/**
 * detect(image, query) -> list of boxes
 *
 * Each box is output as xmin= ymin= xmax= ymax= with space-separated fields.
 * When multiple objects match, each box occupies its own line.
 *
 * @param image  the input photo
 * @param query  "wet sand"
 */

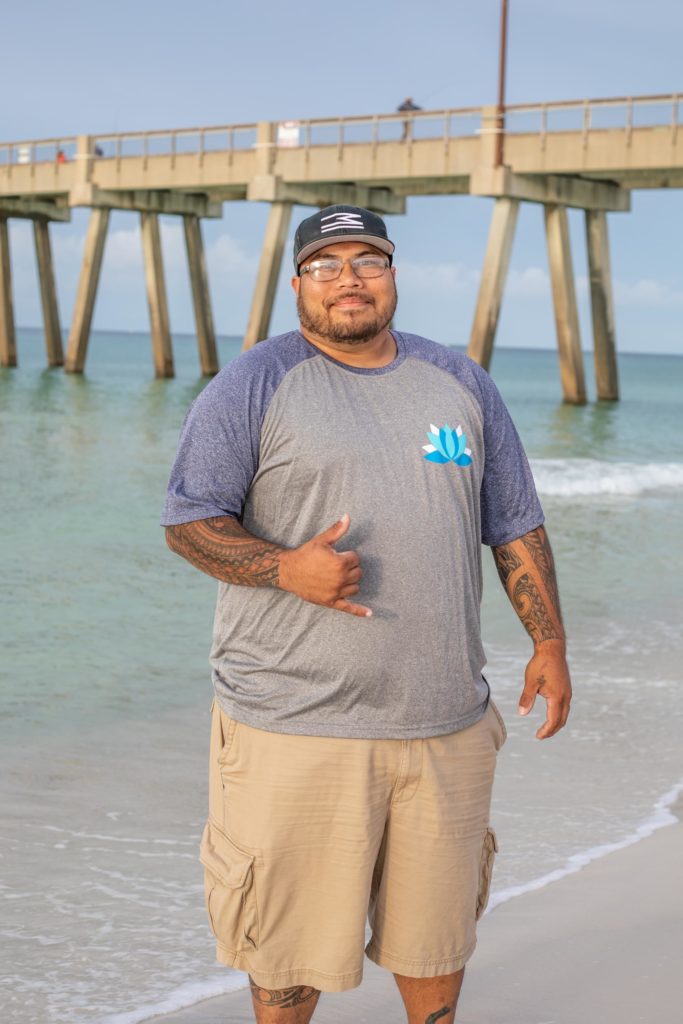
xmin=152 ymin=814 xmax=682 ymax=1023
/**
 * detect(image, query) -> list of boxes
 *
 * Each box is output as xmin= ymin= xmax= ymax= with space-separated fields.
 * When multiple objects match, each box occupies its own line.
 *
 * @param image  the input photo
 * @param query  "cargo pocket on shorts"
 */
xmin=199 ymin=821 xmax=259 ymax=951
xmin=475 ymin=827 xmax=498 ymax=920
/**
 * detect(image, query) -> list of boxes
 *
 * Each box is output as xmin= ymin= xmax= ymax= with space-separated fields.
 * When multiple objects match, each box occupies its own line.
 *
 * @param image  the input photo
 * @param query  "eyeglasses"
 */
xmin=300 ymin=255 xmax=391 ymax=282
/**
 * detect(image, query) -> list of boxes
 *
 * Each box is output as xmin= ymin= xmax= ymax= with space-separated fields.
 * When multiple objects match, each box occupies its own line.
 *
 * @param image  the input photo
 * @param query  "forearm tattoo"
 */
xmin=491 ymin=543 xmax=522 ymax=588
xmin=512 ymin=572 xmax=560 ymax=643
xmin=249 ymin=979 xmax=319 ymax=1008
xmin=166 ymin=516 xmax=281 ymax=587
xmin=492 ymin=526 xmax=563 ymax=643
xmin=520 ymin=527 xmax=562 ymax=618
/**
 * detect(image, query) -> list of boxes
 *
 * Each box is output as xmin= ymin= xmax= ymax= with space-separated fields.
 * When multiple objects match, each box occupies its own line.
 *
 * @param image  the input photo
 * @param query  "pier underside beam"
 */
xmin=33 ymin=219 xmax=63 ymax=367
xmin=470 ymin=166 xmax=631 ymax=212
xmin=0 ymin=218 xmax=17 ymax=368
xmin=0 ymin=199 xmax=70 ymax=222
xmin=183 ymin=214 xmax=218 ymax=376
xmin=585 ymin=210 xmax=619 ymax=401
xmin=247 ymin=175 xmax=406 ymax=215
xmin=467 ymin=198 xmax=519 ymax=370
xmin=243 ymin=201 xmax=293 ymax=351
xmin=140 ymin=212 xmax=174 ymax=379
xmin=65 ymin=207 xmax=110 ymax=373
xmin=70 ymin=184 xmax=222 ymax=219
xmin=544 ymin=204 xmax=587 ymax=405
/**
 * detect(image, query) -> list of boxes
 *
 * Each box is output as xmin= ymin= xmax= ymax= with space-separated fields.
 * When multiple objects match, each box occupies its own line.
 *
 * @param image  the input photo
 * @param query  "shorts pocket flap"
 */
xmin=200 ymin=821 xmax=254 ymax=890
xmin=476 ymin=827 xmax=498 ymax=919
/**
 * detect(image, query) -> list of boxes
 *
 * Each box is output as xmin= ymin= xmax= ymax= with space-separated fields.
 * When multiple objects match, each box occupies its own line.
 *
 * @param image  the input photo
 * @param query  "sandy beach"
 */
xmin=153 ymin=809 xmax=682 ymax=1024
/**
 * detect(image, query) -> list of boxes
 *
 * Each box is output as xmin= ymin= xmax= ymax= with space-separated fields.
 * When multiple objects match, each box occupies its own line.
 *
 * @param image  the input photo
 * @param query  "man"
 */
xmin=397 ymin=96 xmax=422 ymax=140
xmin=162 ymin=204 xmax=572 ymax=1024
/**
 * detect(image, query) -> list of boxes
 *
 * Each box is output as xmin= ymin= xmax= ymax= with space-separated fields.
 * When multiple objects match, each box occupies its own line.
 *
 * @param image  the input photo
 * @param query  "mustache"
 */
xmin=325 ymin=291 xmax=374 ymax=309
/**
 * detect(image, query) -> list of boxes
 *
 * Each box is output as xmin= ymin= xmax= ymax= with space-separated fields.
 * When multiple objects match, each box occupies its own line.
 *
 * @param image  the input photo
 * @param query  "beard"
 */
xmin=297 ymin=282 xmax=398 ymax=345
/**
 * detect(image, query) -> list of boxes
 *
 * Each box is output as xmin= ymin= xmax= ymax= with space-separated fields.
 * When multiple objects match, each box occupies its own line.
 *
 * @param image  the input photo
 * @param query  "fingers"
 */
xmin=337 ymin=550 xmax=361 ymax=570
xmin=332 ymin=598 xmax=373 ymax=618
xmin=341 ymin=564 xmax=362 ymax=584
xmin=517 ymin=679 xmax=538 ymax=717
xmin=536 ymin=695 xmax=572 ymax=739
xmin=315 ymin=513 xmax=350 ymax=546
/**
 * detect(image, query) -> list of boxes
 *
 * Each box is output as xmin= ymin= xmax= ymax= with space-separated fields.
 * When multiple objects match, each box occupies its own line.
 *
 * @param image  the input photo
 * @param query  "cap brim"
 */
xmin=296 ymin=234 xmax=395 ymax=266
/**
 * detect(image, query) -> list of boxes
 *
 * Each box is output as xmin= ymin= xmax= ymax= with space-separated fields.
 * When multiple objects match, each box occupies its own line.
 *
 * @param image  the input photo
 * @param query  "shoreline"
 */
xmin=114 ymin=787 xmax=683 ymax=1024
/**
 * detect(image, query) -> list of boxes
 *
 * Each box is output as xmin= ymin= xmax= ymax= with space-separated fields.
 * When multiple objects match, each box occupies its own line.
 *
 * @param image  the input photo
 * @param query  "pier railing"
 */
xmin=1 ymin=93 xmax=680 ymax=167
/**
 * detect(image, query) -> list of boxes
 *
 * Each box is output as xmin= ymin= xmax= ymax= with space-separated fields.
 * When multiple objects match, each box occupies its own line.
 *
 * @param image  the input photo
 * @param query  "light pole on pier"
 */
xmin=495 ymin=0 xmax=509 ymax=166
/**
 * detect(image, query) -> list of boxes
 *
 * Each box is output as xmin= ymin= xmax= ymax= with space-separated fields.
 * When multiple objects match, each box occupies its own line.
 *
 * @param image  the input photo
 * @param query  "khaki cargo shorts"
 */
xmin=200 ymin=699 xmax=506 ymax=993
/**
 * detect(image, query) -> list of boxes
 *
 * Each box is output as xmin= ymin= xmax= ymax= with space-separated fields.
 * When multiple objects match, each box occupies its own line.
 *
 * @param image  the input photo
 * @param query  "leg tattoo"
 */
xmin=425 ymin=1008 xmax=451 ymax=1023
xmin=249 ymin=978 xmax=318 ymax=1008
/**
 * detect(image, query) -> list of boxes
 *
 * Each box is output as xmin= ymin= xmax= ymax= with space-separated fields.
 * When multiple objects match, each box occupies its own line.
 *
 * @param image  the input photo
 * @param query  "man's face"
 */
xmin=292 ymin=241 xmax=398 ymax=346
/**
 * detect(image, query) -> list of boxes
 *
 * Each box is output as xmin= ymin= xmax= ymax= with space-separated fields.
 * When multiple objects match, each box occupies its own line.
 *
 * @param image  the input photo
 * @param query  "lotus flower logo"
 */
xmin=422 ymin=423 xmax=472 ymax=466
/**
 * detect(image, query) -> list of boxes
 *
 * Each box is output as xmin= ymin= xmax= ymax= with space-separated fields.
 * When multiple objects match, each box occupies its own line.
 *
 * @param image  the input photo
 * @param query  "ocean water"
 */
xmin=1 ymin=329 xmax=682 ymax=1023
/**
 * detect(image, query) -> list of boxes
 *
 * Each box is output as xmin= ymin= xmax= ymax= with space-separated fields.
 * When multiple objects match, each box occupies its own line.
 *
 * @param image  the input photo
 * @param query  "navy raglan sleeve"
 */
xmin=161 ymin=361 xmax=264 ymax=526
xmin=472 ymin=366 xmax=545 ymax=546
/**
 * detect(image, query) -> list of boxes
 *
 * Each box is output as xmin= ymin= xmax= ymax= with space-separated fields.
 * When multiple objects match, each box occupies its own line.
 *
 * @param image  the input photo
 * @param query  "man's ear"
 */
xmin=291 ymin=275 xmax=301 ymax=295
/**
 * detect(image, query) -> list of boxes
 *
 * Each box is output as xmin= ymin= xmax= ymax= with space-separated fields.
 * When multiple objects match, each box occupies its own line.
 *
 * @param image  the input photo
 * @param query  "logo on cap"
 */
xmin=320 ymin=212 xmax=365 ymax=233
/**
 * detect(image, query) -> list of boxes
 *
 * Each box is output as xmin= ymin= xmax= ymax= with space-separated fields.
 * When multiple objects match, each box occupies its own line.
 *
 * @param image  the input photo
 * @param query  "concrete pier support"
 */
xmin=183 ymin=214 xmax=218 ymax=375
xmin=33 ymin=219 xmax=63 ymax=366
xmin=65 ymin=207 xmax=110 ymax=373
xmin=140 ymin=212 xmax=174 ymax=378
xmin=467 ymin=197 xmax=520 ymax=369
xmin=585 ymin=210 xmax=619 ymax=400
xmin=0 ymin=218 xmax=17 ymax=368
xmin=544 ymin=204 xmax=587 ymax=405
xmin=243 ymin=201 xmax=293 ymax=351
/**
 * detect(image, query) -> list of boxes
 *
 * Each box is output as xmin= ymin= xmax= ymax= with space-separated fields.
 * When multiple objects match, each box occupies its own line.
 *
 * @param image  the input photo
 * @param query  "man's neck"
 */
xmin=299 ymin=327 xmax=397 ymax=368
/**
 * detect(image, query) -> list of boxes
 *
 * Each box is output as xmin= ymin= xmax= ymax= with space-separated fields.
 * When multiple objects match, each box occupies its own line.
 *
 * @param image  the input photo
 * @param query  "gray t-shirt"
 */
xmin=162 ymin=330 xmax=543 ymax=739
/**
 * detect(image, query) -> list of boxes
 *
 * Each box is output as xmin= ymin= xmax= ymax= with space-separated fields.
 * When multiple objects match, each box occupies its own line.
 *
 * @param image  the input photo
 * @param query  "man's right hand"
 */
xmin=278 ymin=514 xmax=371 ymax=618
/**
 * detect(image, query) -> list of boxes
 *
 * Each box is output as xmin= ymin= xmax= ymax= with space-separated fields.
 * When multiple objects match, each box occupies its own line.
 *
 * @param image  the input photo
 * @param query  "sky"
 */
xmin=3 ymin=0 xmax=683 ymax=355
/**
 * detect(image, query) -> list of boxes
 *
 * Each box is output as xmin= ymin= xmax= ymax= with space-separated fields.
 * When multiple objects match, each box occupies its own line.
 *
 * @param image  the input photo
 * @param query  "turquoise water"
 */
xmin=1 ymin=329 xmax=682 ymax=1023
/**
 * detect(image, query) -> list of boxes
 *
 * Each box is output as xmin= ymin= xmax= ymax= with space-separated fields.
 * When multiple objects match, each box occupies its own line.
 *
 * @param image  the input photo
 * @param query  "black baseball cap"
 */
xmin=294 ymin=204 xmax=395 ymax=271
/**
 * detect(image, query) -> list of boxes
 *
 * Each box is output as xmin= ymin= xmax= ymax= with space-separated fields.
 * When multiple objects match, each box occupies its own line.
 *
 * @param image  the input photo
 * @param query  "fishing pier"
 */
xmin=2 ymin=94 xmax=683 ymax=402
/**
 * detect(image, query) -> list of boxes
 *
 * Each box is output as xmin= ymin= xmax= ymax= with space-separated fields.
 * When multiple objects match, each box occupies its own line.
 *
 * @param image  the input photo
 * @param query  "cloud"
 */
xmin=207 ymin=233 xmax=258 ymax=279
xmin=397 ymin=260 xmax=480 ymax=294
xmin=398 ymin=255 xmax=683 ymax=311
xmin=507 ymin=266 xmax=550 ymax=298
xmin=613 ymin=277 xmax=683 ymax=309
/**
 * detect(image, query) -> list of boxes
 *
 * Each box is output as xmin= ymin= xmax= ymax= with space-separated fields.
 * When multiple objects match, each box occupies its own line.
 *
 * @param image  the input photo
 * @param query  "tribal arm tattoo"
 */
xmin=165 ymin=516 xmax=283 ymax=587
xmin=492 ymin=525 xmax=565 ymax=646
xmin=248 ymin=978 xmax=320 ymax=1008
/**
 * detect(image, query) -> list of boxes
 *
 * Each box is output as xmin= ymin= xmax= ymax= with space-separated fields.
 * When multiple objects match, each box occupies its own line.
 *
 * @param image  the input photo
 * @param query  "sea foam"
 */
xmin=487 ymin=776 xmax=683 ymax=913
xmin=98 ymin=973 xmax=249 ymax=1024
xmin=530 ymin=458 xmax=683 ymax=497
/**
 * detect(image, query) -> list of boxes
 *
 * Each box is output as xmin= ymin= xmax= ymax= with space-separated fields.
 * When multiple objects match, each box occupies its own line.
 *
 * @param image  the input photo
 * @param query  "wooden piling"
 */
xmin=33 ymin=218 xmax=63 ymax=367
xmin=140 ymin=212 xmax=174 ymax=378
xmin=65 ymin=207 xmax=110 ymax=373
xmin=0 ymin=218 xmax=17 ymax=368
xmin=467 ymin=197 xmax=519 ymax=369
xmin=242 ymin=201 xmax=292 ymax=351
xmin=544 ymin=204 xmax=587 ymax=405
xmin=585 ymin=210 xmax=619 ymax=400
xmin=183 ymin=214 xmax=218 ymax=376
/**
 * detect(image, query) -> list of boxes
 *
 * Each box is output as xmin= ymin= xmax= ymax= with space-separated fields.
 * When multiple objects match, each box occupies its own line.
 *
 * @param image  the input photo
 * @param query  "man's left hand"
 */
xmin=518 ymin=639 xmax=572 ymax=739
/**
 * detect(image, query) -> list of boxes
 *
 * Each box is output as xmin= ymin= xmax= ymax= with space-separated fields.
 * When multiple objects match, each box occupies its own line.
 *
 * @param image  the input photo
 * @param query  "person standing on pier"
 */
xmin=397 ymin=96 xmax=422 ymax=139
xmin=162 ymin=204 xmax=572 ymax=1024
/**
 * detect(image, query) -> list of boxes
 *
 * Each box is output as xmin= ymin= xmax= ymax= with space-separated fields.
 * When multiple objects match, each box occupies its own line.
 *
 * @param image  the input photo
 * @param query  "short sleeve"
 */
xmin=474 ymin=368 xmax=544 ymax=546
xmin=161 ymin=364 xmax=261 ymax=525
xmin=161 ymin=332 xmax=315 ymax=527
